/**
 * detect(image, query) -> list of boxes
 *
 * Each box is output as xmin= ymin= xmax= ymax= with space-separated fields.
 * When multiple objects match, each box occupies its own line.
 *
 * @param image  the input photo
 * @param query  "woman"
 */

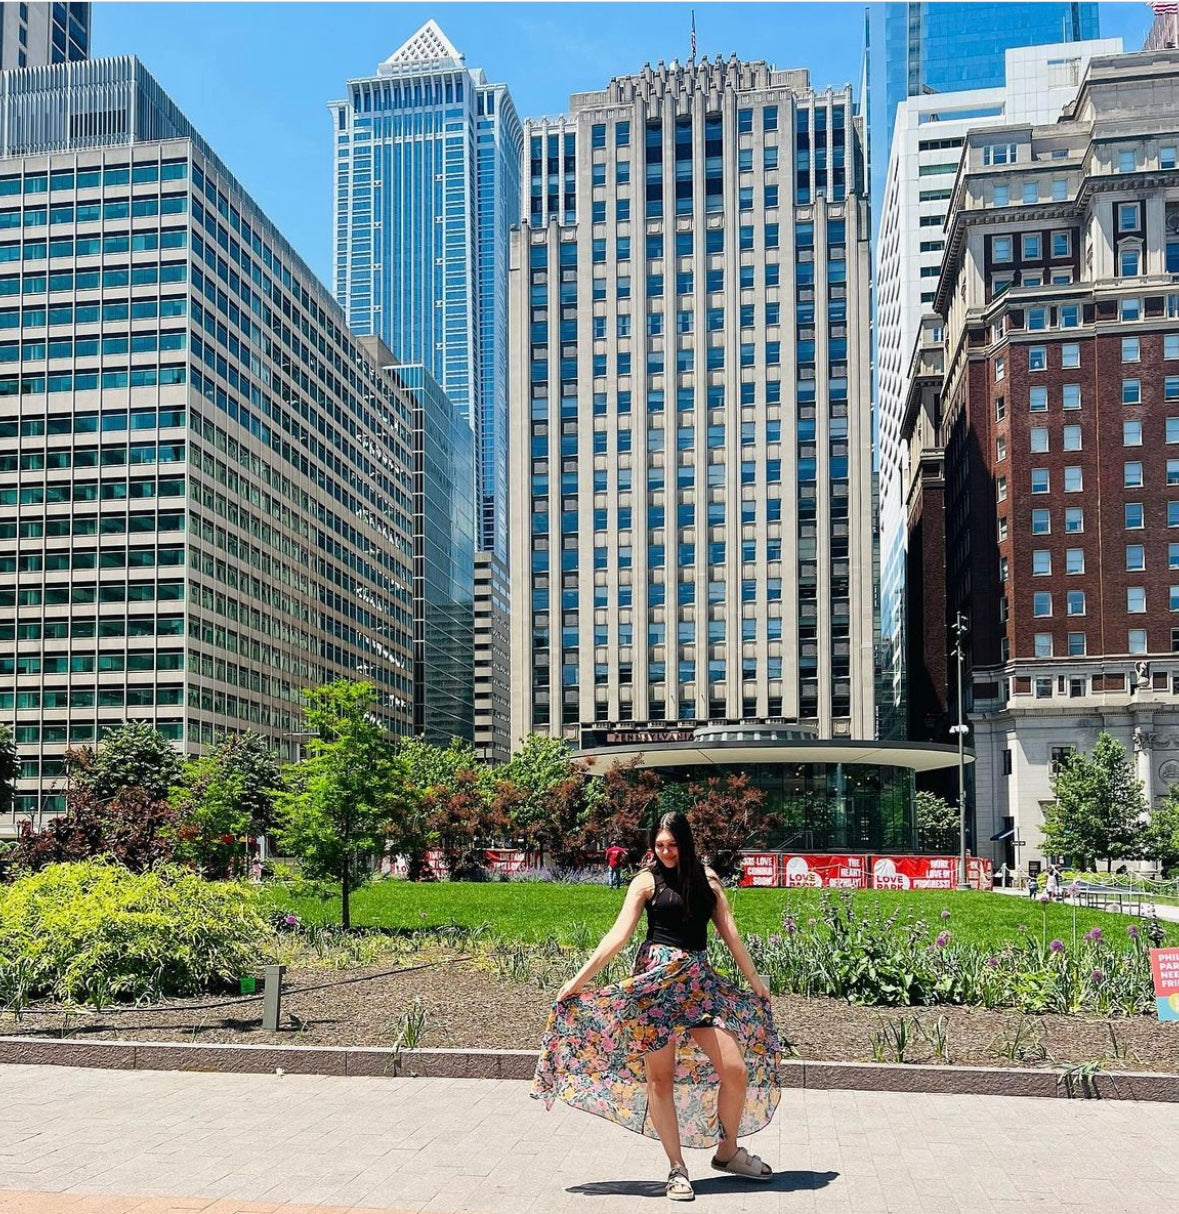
xmin=532 ymin=811 xmax=780 ymax=1202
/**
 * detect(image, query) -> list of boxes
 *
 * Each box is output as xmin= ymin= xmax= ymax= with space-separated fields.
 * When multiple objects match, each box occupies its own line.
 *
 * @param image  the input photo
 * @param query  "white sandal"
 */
xmin=666 ymin=1166 xmax=695 ymax=1201
xmin=711 ymin=1145 xmax=772 ymax=1180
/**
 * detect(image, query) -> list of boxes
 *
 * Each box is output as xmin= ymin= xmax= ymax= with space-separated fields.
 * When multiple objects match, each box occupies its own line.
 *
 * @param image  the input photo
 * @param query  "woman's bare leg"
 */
xmin=644 ymin=1038 xmax=685 ymax=1171
xmin=689 ymin=1025 xmax=748 ymax=1162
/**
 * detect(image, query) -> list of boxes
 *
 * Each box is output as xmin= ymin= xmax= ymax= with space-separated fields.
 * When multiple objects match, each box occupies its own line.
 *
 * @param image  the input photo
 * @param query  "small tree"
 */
xmin=171 ymin=732 xmax=284 ymax=877
xmin=0 ymin=723 xmax=16 ymax=818
xmin=424 ymin=768 xmax=508 ymax=879
xmin=1143 ymin=792 xmax=1179 ymax=874
xmin=274 ymin=681 xmax=410 ymax=928
xmin=1043 ymin=731 xmax=1146 ymax=871
xmin=915 ymin=790 xmax=959 ymax=854
xmin=69 ymin=721 xmax=183 ymax=803
xmin=683 ymin=773 xmax=772 ymax=881
xmin=582 ymin=758 xmax=663 ymax=865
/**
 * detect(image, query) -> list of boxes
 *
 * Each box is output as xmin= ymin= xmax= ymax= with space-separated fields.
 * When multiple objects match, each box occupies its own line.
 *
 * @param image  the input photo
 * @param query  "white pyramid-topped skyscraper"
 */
xmin=329 ymin=23 xmax=521 ymax=763
xmin=379 ymin=19 xmax=464 ymax=69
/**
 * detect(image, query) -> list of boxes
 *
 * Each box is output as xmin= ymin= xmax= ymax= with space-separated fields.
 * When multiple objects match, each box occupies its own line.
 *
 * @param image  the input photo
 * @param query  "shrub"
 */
xmin=0 ymin=859 xmax=267 ymax=1009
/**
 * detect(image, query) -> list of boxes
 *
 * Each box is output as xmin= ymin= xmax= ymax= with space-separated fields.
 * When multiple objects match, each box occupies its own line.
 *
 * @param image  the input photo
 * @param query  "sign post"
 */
xmin=1150 ymin=947 xmax=1179 ymax=1021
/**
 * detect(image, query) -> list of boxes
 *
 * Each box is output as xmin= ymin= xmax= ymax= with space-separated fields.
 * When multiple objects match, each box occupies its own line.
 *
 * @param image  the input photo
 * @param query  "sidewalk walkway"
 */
xmin=990 ymin=884 xmax=1179 ymax=921
xmin=3 ymin=1064 xmax=1179 ymax=1213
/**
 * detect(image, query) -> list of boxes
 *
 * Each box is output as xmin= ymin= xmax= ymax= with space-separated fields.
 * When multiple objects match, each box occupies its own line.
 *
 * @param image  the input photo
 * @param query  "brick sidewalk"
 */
xmin=2 ymin=1064 xmax=1179 ymax=1212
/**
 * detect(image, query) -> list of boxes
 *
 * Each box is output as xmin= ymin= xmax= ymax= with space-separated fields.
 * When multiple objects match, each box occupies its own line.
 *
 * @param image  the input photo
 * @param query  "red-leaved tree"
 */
xmin=684 ymin=773 xmax=772 ymax=881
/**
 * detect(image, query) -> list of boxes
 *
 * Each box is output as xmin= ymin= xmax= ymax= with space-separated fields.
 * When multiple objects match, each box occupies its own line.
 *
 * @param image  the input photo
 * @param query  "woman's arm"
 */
xmin=556 ymin=871 xmax=653 ymax=1000
xmin=707 ymin=869 xmax=770 ymax=999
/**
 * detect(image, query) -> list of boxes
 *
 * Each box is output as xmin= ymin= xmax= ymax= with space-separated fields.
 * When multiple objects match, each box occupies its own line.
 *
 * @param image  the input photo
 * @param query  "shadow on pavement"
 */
xmin=568 ymin=1170 xmax=840 ymax=1197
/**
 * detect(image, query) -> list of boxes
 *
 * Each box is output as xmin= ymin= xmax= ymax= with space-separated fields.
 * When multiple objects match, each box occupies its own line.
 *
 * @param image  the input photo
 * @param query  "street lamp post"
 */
xmin=951 ymin=612 xmax=970 ymax=890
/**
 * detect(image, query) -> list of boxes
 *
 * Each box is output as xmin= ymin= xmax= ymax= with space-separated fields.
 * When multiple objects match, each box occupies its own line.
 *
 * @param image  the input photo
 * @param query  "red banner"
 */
xmin=781 ymin=854 xmax=868 ymax=889
xmin=871 ymin=855 xmax=957 ymax=889
xmin=739 ymin=853 xmax=780 ymax=887
xmin=485 ymin=849 xmax=530 ymax=874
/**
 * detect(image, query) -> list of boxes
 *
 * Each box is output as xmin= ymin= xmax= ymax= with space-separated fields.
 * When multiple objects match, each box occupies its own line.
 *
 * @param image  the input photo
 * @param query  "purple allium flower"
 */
xmin=283 ymin=913 xmax=299 ymax=927
xmin=940 ymin=909 xmax=952 ymax=921
xmin=1037 ymin=891 xmax=1051 ymax=904
xmin=1128 ymin=924 xmax=1140 ymax=941
xmin=934 ymin=930 xmax=950 ymax=949
xmin=784 ymin=916 xmax=797 ymax=935
xmin=1091 ymin=968 xmax=1104 ymax=985
xmin=1083 ymin=927 xmax=1103 ymax=944
xmin=1049 ymin=939 xmax=1065 ymax=953
xmin=985 ymin=955 xmax=999 ymax=969
xmin=769 ymin=934 xmax=783 ymax=947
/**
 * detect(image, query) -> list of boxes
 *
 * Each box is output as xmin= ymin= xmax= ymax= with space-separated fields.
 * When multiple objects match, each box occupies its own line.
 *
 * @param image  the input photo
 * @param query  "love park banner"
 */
xmin=738 ymin=853 xmax=993 ymax=890
xmin=1151 ymin=947 xmax=1179 ymax=1021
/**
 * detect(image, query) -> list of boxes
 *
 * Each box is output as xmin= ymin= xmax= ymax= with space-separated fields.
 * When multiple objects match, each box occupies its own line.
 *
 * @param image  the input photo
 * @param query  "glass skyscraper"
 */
xmin=884 ymin=2 xmax=1099 ymax=142
xmin=329 ymin=20 xmax=521 ymax=567
xmin=0 ymin=2 xmax=90 ymax=70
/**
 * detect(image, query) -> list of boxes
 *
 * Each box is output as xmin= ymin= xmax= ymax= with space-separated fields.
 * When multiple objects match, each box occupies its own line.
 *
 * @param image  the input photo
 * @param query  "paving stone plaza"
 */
xmin=2 ymin=1064 xmax=1178 ymax=1212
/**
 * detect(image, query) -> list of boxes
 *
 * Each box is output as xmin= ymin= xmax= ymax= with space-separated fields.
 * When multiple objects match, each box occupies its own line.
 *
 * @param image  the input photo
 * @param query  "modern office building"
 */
xmin=882 ymin=2 xmax=1099 ymax=149
xmin=875 ymin=39 xmax=1121 ymax=742
xmin=330 ymin=22 xmax=521 ymax=763
xmin=371 ymin=350 xmax=475 ymax=748
xmin=928 ymin=47 xmax=1179 ymax=867
xmin=0 ymin=56 xmax=416 ymax=835
xmin=0 ymin=2 xmax=89 ymax=70
xmin=510 ymin=55 xmax=877 ymax=748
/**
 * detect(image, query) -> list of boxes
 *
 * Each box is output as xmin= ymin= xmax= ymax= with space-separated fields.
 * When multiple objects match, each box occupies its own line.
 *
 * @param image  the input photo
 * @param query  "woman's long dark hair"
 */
xmin=648 ymin=811 xmax=715 ymax=919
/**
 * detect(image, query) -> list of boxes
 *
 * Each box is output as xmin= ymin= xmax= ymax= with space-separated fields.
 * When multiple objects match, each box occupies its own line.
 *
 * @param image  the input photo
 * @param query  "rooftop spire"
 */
xmin=380 ymin=20 xmax=464 ymax=70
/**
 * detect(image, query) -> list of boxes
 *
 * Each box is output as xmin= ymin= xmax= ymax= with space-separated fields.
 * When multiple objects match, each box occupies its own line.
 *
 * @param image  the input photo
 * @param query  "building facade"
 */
xmin=931 ymin=47 xmax=1179 ymax=867
xmin=875 ymin=39 xmax=1121 ymax=742
xmin=0 ymin=57 xmax=415 ymax=835
xmin=510 ymin=56 xmax=874 ymax=751
xmin=0 ymin=2 xmax=88 ymax=71
xmin=329 ymin=20 xmax=521 ymax=763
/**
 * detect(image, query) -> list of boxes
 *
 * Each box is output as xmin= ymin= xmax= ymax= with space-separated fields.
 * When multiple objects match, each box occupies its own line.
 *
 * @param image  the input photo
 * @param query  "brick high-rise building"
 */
xmin=929 ymin=47 xmax=1179 ymax=867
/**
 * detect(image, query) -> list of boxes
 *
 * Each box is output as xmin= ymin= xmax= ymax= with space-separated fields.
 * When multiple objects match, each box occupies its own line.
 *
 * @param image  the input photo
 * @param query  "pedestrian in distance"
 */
xmin=532 ymin=810 xmax=780 ymax=1202
xmin=605 ymin=839 xmax=627 ymax=889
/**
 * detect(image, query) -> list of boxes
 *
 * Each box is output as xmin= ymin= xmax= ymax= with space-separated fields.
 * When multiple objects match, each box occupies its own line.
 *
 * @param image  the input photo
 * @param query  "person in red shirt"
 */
xmin=605 ymin=841 xmax=626 ymax=888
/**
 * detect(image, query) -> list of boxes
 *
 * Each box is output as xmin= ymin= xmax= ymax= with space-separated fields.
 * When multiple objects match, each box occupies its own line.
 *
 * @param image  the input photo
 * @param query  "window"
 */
xmin=992 ymin=235 xmax=1013 ymax=262
xmin=1120 ymin=243 xmax=1141 ymax=277
xmin=1032 ymin=550 xmax=1051 ymax=576
xmin=1168 ymin=333 xmax=1179 ymax=360
xmin=994 ymin=184 xmax=1010 ymax=206
xmin=1163 ymin=146 xmax=1177 ymax=169
xmin=1022 ymin=233 xmax=1041 ymax=259
xmin=1124 ymin=419 xmax=1142 ymax=446
xmin=1124 ymin=461 xmax=1144 ymax=488
xmin=1062 ymin=344 xmax=1080 ymax=369
xmin=1031 ymin=509 xmax=1050 ymax=535
xmin=996 ymin=475 xmax=1007 ymax=502
xmin=1123 ymin=379 xmax=1141 ymax=405
xmin=1053 ymin=178 xmax=1068 ymax=201
xmin=1030 ymin=427 xmax=1049 ymax=453
xmin=1033 ymin=592 xmax=1052 ymax=617
xmin=1065 ymin=507 xmax=1084 ymax=533
xmin=984 ymin=143 xmax=1017 ymax=166
xmin=1121 ymin=297 xmax=1142 ymax=322
xmin=1118 ymin=150 xmax=1137 ymax=174
xmin=1128 ymin=628 xmax=1148 ymax=654
xmin=999 ymin=517 xmax=1009 ymax=541
xmin=994 ymin=355 xmax=1005 ymax=382
xmin=1118 ymin=202 xmax=1140 ymax=231
xmin=1128 ymin=587 xmax=1147 ymax=613
xmin=995 ymin=396 xmax=1007 ymax=422
xmin=1064 ymin=466 xmax=1083 ymax=492
xmin=1126 ymin=544 xmax=1145 ymax=571
xmin=1066 ymin=548 xmax=1085 ymax=575
xmin=996 ymin=435 xmax=1007 ymax=462
xmin=1028 ymin=345 xmax=1046 ymax=372
xmin=1034 ymin=633 xmax=1054 ymax=658
xmin=1066 ymin=590 xmax=1086 ymax=616
xmin=1051 ymin=231 xmax=1071 ymax=258
xmin=1169 ymin=459 xmax=1179 ymax=485
xmin=1036 ymin=677 xmax=1053 ymax=699
xmin=1068 ymin=632 xmax=1087 ymax=656
xmin=1170 ymin=418 xmax=1179 ymax=444
xmin=1059 ymin=424 xmax=1080 ymax=451
xmin=1029 ymin=386 xmax=1048 ymax=412
xmin=1027 ymin=307 xmax=1047 ymax=330
xmin=1123 ymin=337 xmax=1140 ymax=362
xmin=1126 ymin=503 xmax=1145 ymax=529
xmin=1031 ymin=468 xmax=1049 ymax=493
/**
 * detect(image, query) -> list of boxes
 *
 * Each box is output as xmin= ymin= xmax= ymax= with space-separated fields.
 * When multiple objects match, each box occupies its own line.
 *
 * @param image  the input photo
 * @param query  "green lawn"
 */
xmin=264 ymin=880 xmax=1179 ymax=951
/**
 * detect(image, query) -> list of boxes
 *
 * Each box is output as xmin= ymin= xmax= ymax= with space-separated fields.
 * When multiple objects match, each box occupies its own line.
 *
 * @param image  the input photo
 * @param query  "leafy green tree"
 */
xmin=68 ymin=721 xmax=183 ymax=803
xmin=0 ymin=723 xmax=16 ymax=817
xmin=1044 ymin=732 xmax=1146 ymax=871
xmin=171 ymin=733 xmax=284 ymax=877
xmin=274 ymin=681 xmax=412 ymax=928
xmin=915 ymin=790 xmax=959 ymax=854
xmin=1142 ymin=792 xmax=1179 ymax=874
xmin=501 ymin=734 xmax=578 ymax=840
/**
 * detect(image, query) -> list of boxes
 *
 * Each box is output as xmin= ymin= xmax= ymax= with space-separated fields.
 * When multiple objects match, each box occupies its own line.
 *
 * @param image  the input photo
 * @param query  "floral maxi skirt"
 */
xmin=531 ymin=941 xmax=782 ymax=1148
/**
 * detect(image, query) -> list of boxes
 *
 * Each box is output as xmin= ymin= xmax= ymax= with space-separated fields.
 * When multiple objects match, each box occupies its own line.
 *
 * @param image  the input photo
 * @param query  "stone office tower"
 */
xmin=510 ymin=57 xmax=874 ymax=748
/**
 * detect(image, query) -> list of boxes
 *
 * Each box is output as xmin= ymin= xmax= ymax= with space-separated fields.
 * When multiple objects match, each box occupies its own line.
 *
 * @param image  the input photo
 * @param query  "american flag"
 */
xmin=690 ymin=10 xmax=696 ymax=60
xmin=1152 ymin=2 xmax=1179 ymax=14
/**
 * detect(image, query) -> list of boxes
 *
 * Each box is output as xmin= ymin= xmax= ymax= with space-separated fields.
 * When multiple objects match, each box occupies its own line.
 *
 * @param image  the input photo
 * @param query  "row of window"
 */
xmin=1022 ymin=543 xmax=1179 ymax=576
xmin=0 ymin=295 xmax=187 ymax=328
xmin=1030 ymin=587 xmax=1159 ymax=617
xmin=0 ymin=195 xmax=187 ymax=227
xmin=0 ymin=615 xmax=183 ymax=642
xmin=0 ymin=228 xmax=187 ymax=263
xmin=1024 ymin=502 xmax=1179 ymax=534
xmin=0 ymin=261 xmax=187 ymax=299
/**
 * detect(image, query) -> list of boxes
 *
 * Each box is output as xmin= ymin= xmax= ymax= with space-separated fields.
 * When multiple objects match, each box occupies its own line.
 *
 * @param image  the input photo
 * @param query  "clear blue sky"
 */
xmin=92 ymin=2 xmax=1156 ymax=288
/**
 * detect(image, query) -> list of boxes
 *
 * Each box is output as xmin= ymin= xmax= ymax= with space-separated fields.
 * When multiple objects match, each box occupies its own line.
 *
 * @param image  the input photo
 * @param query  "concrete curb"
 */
xmin=2 ymin=1035 xmax=1178 ymax=1100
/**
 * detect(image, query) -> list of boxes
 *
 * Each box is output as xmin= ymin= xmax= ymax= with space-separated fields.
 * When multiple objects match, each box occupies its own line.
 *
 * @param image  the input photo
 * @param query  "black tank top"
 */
xmin=644 ymin=865 xmax=715 ymax=952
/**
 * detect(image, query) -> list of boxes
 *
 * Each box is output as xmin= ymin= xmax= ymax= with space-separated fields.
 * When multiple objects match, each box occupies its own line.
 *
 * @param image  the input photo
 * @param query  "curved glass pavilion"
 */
xmin=577 ymin=724 xmax=971 ymax=853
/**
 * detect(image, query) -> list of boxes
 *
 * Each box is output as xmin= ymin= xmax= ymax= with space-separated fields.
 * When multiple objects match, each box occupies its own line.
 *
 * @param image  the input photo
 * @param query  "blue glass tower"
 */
xmin=329 ymin=20 xmax=521 ymax=568
xmin=884 ymin=3 xmax=1099 ymax=143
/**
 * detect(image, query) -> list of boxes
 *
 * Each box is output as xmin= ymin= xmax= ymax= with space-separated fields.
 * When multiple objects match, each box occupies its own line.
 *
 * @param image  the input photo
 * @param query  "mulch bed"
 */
xmin=3 ymin=955 xmax=1178 ymax=1073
